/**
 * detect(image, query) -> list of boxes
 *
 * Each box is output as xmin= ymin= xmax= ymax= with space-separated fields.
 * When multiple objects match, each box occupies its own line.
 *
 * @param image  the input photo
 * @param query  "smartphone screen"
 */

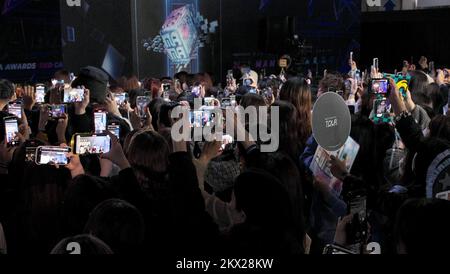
xmin=75 ymin=134 xmax=111 ymax=154
xmin=373 ymin=58 xmax=379 ymax=71
xmin=64 ymin=88 xmax=84 ymax=103
xmin=48 ymin=105 xmax=66 ymax=119
xmin=371 ymin=79 xmax=389 ymax=95
xmin=107 ymin=124 xmax=120 ymax=139
xmin=374 ymin=98 xmax=390 ymax=118
xmin=36 ymin=146 xmax=71 ymax=165
xmin=162 ymin=84 xmax=171 ymax=92
xmin=36 ymin=84 xmax=46 ymax=104
xmin=4 ymin=117 xmax=19 ymax=147
xmin=94 ymin=110 xmax=107 ymax=133
xmin=25 ymin=147 xmax=37 ymax=163
xmin=136 ymin=96 xmax=151 ymax=118
xmin=114 ymin=93 xmax=128 ymax=105
xmin=8 ymin=102 xmax=22 ymax=119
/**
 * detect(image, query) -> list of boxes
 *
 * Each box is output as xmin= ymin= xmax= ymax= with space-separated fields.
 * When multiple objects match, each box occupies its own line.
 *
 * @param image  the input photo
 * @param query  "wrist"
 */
xmin=70 ymin=165 xmax=85 ymax=178
xmin=75 ymin=108 xmax=86 ymax=115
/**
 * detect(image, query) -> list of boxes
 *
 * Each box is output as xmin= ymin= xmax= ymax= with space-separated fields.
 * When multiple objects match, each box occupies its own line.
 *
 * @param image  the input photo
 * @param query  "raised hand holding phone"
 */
xmin=74 ymin=87 xmax=90 ymax=115
xmin=100 ymin=131 xmax=130 ymax=170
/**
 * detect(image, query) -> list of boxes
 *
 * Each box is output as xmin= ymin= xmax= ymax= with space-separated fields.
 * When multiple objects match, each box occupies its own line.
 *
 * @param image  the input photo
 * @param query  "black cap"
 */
xmin=72 ymin=66 xmax=109 ymax=104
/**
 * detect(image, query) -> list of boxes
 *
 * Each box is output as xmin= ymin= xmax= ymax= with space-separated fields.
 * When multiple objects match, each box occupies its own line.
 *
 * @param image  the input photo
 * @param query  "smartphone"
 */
xmin=221 ymin=98 xmax=231 ymax=107
xmin=107 ymin=123 xmax=120 ymax=139
xmin=346 ymin=190 xmax=368 ymax=249
xmin=227 ymin=70 xmax=233 ymax=79
xmin=204 ymin=97 xmax=215 ymax=107
xmin=73 ymin=133 xmax=111 ymax=155
xmin=191 ymin=86 xmax=201 ymax=97
xmin=350 ymin=51 xmax=353 ymax=63
xmin=4 ymin=116 xmax=19 ymax=147
xmin=25 ymin=147 xmax=37 ymax=163
xmin=63 ymin=88 xmax=84 ymax=103
xmin=35 ymin=84 xmax=46 ymax=104
xmin=344 ymin=79 xmax=352 ymax=92
xmin=48 ymin=105 xmax=66 ymax=119
xmin=429 ymin=61 xmax=435 ymax=72
xmin=371 ymin=79 xmax=389 ymax=95
xmin=8 ymin=102 xmax=22 ymax=119
xmin=94 ymin=109 xmax=107 ymax=133
xmin=114 ymin=93 xmax=128 ymax=105
xmin=374 ymin=98 xmax=391 ymax=119
xmin=35 ymin=146 xmax=71 ymax=166
xmin=373 ymin=58 xmax=379 ymax=71
xmin=221 ymin=134 xmax=233 ymax=150
xmin=136 ymin=96 xmax=151 ymax=118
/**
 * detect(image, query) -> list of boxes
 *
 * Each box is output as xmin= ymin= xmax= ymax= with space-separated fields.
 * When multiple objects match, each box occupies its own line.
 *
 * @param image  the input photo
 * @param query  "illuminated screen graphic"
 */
xmin=142 ymin=4 xmax=218 ymax=72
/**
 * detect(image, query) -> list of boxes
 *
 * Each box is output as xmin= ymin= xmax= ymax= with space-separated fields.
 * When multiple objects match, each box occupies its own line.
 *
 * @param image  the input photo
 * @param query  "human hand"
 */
xmin=22 ymin=85 xmax=36 ymax=111
xmin=105 ymin=93 xmax=121 ymax=117
xmin=199 ymin=140 xmax=222 ymax=163
xmin=101 ymin=131 xmax=130 ymax=170
xmin=56 ymin=113 xmax=69 ymax=144
xmin=64 ymin=150 xmax=85 ymax=178
xmin=329 ymin=155 xmax=348 ymax=181
xmin=38 ymin=104 xmax=49 ymax=132
xmin=334 ymin=214 xmax=354 ymax=246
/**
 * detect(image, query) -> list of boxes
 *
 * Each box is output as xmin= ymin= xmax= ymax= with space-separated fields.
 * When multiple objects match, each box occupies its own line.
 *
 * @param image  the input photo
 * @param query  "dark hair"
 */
xmin=239 ymin=93 xmax=266 ymax=108
xmin=158 ymin=102 xmax=180 ymax=129
xmin=394 ymin=198 xmax=450 ymax=254
xmin=279 ymin=77 xmax=312 ymax=146
xmin=427 ymin=83 xmax=446 ymax=115
xmin=429 ymin=115 xmax=450 ymax=140
xmin=127 ymin=130 xmax=170 ymax=177
xmin=148 ymin=97 xmax=165 ymax=131
xmin=270 ymin=100 xmax=302 ymax=160
xmin=233 ymin=169 xmax=304 ymax=254
xmin=409 ymin=71 xmax=430 ymax=106
xmin=319 ymin=72 xmax=344 ymax=93
xmin=84 ymin=199 xmax=145 ymax=254
xmin=62 ymin=175 xmax=117 ymax=236
xmin=128 ymin=89 xmax=145 ymax=109
xmin=0 ymin=79 xmax=14 ymax=100
xmin=50 ymin=234 xmax=114 ymax=255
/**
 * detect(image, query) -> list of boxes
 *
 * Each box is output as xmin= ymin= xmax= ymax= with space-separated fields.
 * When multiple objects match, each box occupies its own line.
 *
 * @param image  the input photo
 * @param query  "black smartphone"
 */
xmin=35 ymin=146 xmax=71 ymax=166
xmin=73 ymin=133 xmax=111 ymax=155
xmin=48 ymin=104 xmax=66 ymax=119
xmin=94 ymin=109 xmax=107 ymax=133
xmin=63 ymin=87 xmax=84 ymax=103
xmin=345 ymin=189 xmax=368 ymax=250
xmin=3 ymin=116 xmax=19 ymax=147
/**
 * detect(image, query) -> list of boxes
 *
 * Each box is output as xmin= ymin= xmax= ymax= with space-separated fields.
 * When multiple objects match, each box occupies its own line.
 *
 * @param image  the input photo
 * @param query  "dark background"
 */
xmin=361 ymin=8 xmax=450 ymax=73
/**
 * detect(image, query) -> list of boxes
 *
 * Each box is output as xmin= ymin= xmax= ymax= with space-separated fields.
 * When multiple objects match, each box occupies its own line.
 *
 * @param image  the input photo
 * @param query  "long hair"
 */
xmin=270 ymin=100 xmax=302 ymax=160
xmin=279 ymin=77 xmax=312 ymax=146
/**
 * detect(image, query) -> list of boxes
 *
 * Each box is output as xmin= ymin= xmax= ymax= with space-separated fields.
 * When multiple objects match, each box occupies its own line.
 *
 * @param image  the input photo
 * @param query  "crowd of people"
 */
xmin=0 ymin=58 xmax=449 ymax=255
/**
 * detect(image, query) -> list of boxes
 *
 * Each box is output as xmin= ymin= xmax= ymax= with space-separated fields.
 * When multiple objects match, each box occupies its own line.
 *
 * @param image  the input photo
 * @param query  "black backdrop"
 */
xmin=361 ymin=8 xmax=450 ymax=72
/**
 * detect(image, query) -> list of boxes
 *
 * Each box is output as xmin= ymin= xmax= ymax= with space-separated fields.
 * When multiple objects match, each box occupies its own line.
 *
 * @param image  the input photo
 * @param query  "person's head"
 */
xmin=158 ymin=102 xmax=180 ymax=130
xmin=270 ymin=100 xmax=302 ymax=160
xmin=54 ymin=69 xmax=71 ymax=84
xmin=427 ymin=82 xmax=446 ymax=115
xmin=50 ymin=234 xmax=114 ymax=255
xmin=428 ymin=115 xmax=450 ymax=140
xmin=127 ymin=130 xmax=170 ymax=183
xmin=279 ymin=77 xmax=312 ymax=145
xmin=71 ymin=66 xmax=109 ymax=104
xmin=318 ymin=72 xmax=344 ymax=97
xmin=395 ymin=198 xmax=450 ymax=254
xmin=122 ymin=75 xmax=140 ymax=92
xmin=233 ymin=168 xmax=304 ymax=254
xmin=148 ymin=97 xmax=165 ymax=131
xmin=84 ymin=199 xmax=145 ymax=254
xmin=409 ymin=70 xmax=432 ymax=106
xmin=0 ymin=79 xmax=15 ymax=103
xmin=239 ymin=93 xmax=266 ymax=109
xmin=62 ymin=175 xmax=117 ymax=235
